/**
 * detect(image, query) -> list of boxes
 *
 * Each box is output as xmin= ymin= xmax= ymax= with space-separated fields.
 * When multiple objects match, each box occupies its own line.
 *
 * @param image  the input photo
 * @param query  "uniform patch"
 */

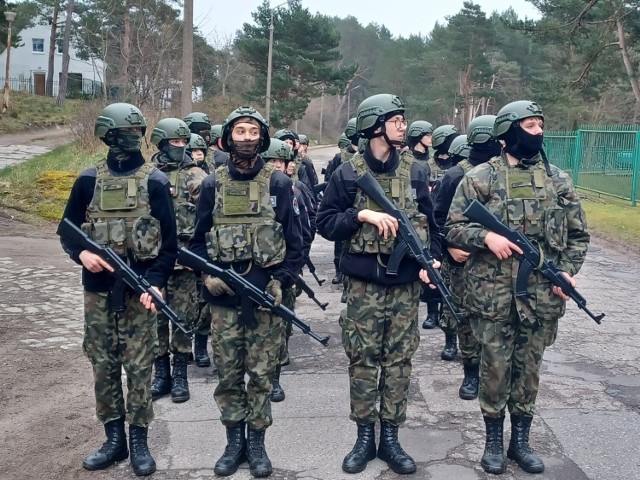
xmin=270 ymin=195 xmax=277 ymax=207
xmin=292 ymin=197 xmax=300 ymax=215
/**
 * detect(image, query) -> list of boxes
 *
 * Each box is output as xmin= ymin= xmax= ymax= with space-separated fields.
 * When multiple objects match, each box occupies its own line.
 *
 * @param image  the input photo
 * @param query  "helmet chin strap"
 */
xmin=370 ymin=123 xmax=402 ymax=149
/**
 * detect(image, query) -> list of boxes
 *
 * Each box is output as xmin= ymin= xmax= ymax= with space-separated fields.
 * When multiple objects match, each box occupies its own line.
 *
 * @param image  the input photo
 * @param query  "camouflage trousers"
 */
xmin=157 ymin=269 xmax=199 ymax=356
xmin=195 ymin=281 xmax=220 ymax=364
xmin=340 ymin=277 xmax=421 ymax=426
xmin=83 ymin=290 xmax=157 ymax=427
xmin=211 ymin=304 xmax=284 ymax=430
xmin=279 ymin=288 xmax=296 ymax=366
xmin=469 ymin=300 xmax=558 ymax=417
xmin=440 ymin=259 xmax=480 ymax=363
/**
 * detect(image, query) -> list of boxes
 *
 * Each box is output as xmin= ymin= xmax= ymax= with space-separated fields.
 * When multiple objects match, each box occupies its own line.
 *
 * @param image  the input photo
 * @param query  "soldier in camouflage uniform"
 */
xmin=59 ymin=103 xmax=177 ymax=477
xmin=324 ymin=118 xmax=359 ymax=285
xmin=262 ymin=138 xmax=315 ymax=403
xmin=435 ymin=120 xmax=499 ymax=402
xmin=317 ymin=94 xmax=441 ymax=475
xmin=189 ymin=106 xmax=303 ymax=478
xmin=444 ymin=101 xmax=590 ymax=475
xmin=149 ymin=118 xmax=207 ymax=403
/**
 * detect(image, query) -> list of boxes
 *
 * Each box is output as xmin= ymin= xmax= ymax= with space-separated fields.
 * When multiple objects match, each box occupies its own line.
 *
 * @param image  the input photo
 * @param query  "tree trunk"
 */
xmin=122 ymin=1 xmax=131 ymax=101
xmin=615 ymin=17 xmax=640 ymax=122
xmin=57 ymin=0 xmax=74 ymax=107
xmin=181 ymin=0 xmax=193 ymax=116
xmin=46 ymin=4 xmax=59 ymax=97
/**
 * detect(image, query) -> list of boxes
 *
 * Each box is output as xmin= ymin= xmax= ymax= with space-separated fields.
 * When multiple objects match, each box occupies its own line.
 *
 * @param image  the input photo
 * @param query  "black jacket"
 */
xmin=317 ymin=146 xmax=441 ymax=286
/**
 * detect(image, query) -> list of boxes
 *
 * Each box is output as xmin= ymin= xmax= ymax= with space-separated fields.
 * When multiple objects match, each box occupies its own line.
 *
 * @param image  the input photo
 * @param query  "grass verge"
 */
xmin=0 ymin=90 xmax=83 ymax=134
xmin=580 ymin=191 xmax=640 ymax=251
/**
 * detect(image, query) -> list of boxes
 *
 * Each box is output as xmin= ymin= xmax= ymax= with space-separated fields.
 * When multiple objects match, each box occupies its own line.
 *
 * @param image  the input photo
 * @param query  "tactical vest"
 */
xmin=348 ymin=152 xmax=430 ymax=256
xmin=166 ymin=167 xmax=197 ymax=248
xmin=83 ymin=160 xmax=161 ymax=261
xmin=428 ymin=157 xmax=449 ymax=182
xmin=206 ymin=163 xmax=286 ymax=268
xmin=485 ymin=156 xmax=567 ymax=254
xmin=340 ymin=148 xmax=355 ymax=165
xmin=457 ymin=159 xmax=473 ymax=175
xmin=290 ymin=154 xmax=304 ymax=182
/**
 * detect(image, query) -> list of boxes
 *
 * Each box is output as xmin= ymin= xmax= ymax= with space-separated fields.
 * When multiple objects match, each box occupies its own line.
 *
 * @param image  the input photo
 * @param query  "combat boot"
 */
xmin=481 ymin=416 xmax=506 ymax=474
xmin=214 ymin=422 xmax=247 ymax=476
xmin=421 ymin=311 xmax=439 ymax=329
xmin=193 ymin=333 xmax=211 ymax=367
xmin=377 ymin=421 xmax=416 ymax=474
xmin=150 ymin=354 xmax=171 ymax=400
xmin=440 ymin=334 xmax=458 ymax=361
xmin=507 ymin=414 xmax=545 ymax=473
xmin=458 ymin=362 xmax=479 ymax=400
xmin=270 ymin=365 xmax=285 ymax=403
xmin=342 ymin=422 xmax=376 ymax=473
xmin=129 ymin=425 xmax=156 ymax=477
xmin=247 ymin=427 xmax=272 ymax=477
xmin=332 ymin=272 xmax=344 ymax=285
xmin=82 ymin=417 xmax=128 ymax=470
xmin=171 ymin=352 xmax=190 ymax=403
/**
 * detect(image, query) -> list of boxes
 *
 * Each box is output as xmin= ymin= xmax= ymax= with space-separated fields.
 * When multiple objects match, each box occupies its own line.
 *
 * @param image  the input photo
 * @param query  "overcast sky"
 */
xmin=192 ymin=0 xmax=541 ymax=43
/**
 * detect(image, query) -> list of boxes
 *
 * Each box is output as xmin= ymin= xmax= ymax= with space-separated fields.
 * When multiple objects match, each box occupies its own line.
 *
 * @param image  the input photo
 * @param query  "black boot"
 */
xmin=422 ymin=311 xmax=439 ymax=329
xmin=214 ymin=422 xmax=247 ymax=476
xmin=171 ymin=352 xmax=190 ymax=403
xmin=481 ymin=416 xmax=506 ymax=474
xmin=440 ymin=334 xmax=458 ymax=361
xmin=342 ymin=423 xmax=376 ymax=473
xmin=247 ymin=427 xmax=272 ymax=478
xmin=332 ymin=272 xmax=344 ymax=285
xmin=270 ymin=365 xmax=285 ymax=403
xmin=507 ymin=414 xmax=545 ymax=473
xmin=194 ymin=333 xmax=211 ymax=367
xmin=377 ymin=421 xmax=416 ymax=474
xmin=129 ymin=425 xmax=156 ymax=477
xmin=82 ymin=418 xmax=128 ymax=470
xmin=459 ymin=362 xmax=479 ymax=400
xmin=151 ymin=354 xmax=171 ymax=401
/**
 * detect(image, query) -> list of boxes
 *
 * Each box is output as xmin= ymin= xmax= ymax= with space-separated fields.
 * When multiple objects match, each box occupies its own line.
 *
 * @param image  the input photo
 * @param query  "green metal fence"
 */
xmin=545 ymin=125 xmax=640 ymax=206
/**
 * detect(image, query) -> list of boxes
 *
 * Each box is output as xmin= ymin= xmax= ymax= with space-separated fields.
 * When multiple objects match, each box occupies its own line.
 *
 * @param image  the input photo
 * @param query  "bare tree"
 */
xmin=46 ymin=3 xmax=59 ymax=97
xmin=57 ymin=0 xmax=74 ymax=106
xmin=181 ymin=0 xmax=193 ymax=116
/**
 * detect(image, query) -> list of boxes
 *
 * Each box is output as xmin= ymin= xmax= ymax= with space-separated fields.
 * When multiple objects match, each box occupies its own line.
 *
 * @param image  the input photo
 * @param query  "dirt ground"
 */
xmin=0 ymin=125 xmax=73 ymax=149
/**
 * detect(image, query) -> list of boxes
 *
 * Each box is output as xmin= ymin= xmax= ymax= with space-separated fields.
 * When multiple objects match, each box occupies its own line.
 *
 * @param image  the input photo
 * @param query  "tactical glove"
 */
xmin=204 ymin=275 xmax=235 ymax=297
xmin=266 ymin=277 xmax=283 ymax=307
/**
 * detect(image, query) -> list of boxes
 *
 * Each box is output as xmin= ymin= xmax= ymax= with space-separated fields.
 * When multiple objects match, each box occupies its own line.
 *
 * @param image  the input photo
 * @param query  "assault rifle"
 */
xmin=463 ymin=199 xmax=604 ymax=324
xmin=354 ymin=172 xmax=463 ymax=324
xmin=177 ymin=248 xmax=330 ymax=346
xmin=304 ymin=257 xmax=326 ymax=286
xmin=57 ymin=219 xmax=193 ymax=338
xmin=296 ymin=275 xmax=329 ymax=310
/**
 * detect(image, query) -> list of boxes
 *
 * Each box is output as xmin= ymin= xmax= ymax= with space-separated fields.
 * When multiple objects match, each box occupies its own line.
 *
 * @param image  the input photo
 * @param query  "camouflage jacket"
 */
xmin=445 ymin=153 xmax=590 ymax=321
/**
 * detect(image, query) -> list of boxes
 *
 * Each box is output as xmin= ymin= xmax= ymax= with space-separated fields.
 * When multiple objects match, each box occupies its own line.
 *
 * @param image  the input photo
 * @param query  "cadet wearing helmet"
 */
xmin=444 ymin=101 xmax=590 ymax=475
xmin=317 ymin=93 xmax=441 ymax=475
xmin=209 ymin=124 xmax=230 ymax=168
xmin=187 ymin=133 xmax=209 ymax=171
xmin=261 ymin=138 xmax=315 ymax=403
xmin=433 ymin=117 xmax=500 ymax=401
xmin=58 ymin=103 xmax=178 ymax=477
xmin=274 ymin=128 xmax=316 ymax=193
xmin=406 ymin=120 xmax=434 ymax=164
xmin=184 ymin=111 xmax=212 ymax=146
xmin=189 ymin=106 xmax=303 ymax=478
xmin=149 ymin=118 xmax=207 ymax=404
xmin=296 ymin=133 xmax=319 ymax=191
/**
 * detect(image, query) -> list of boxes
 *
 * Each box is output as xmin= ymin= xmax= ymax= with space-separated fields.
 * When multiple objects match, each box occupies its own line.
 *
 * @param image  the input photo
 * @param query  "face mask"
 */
xmin=233 ymin=139 xmax=260 ymax=160
xmin=474 ymin=138 xmax=502 ymax=158
xmin=115 ymin=130 xmax=142 ymax=152
xmin=166 ymin=144 xmax=186 ymax=163
xmin=504 ymin=125 xmax=543 ymax=161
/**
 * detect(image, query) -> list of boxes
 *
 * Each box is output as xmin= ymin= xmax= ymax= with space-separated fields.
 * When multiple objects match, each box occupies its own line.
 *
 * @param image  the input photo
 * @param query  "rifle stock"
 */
xmin=296 ymin=275 xmax=329 ymax=310
xmin=354 ymin=172 xmax=463 ymax=324
xmin=57 ymin=218 xmax=193 ymax=338
xmin=463 ymin=199 xmax=604 ymax=324
xmin=177 ymin=248 xmax=330 ymax=346
xmin=304 ymin=257 xmax=326 ymax=286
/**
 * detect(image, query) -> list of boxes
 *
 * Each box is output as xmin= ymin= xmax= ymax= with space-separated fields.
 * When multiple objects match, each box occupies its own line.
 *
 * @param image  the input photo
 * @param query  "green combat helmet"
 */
xmin=187 ymin=133 xmax=208 ymax=154
xmin=210 ymin=124 xmax=223 ymax=144
xmin=221 ymin=106 xmax=270 ymax=153
xmin=274 ymin=128 xmax=299 ymax=143
xmin=298 ymin=134 xmax=309 ymax=145
xmin=355 ymin=93 xmax=405 ymax=139
xmin=467 ymin=115 xmax=497 ymax=145
xmin=262 ymin=138 xmax=292 ymax=161
xmin=406 ymin=120 xmax=434 ymax=148
xmin=432 ymin=124 xmax=460 ymax=149
xmin=344 ymin=117 xmax=358 ymax=145
xmin=493 ymin=100 xmax=544 ymax=139
xmin=183 ymin=112 xmax=211 ymax=131
xmin=94 ymin=102 xmax=147 ymax=139
xmin=338 ymin=133 xmax=351 ymax=150
xmin=150 ymin=118 xmax=192 ymax=146
xmin=448 ymin=134 xmax=470 ymax=159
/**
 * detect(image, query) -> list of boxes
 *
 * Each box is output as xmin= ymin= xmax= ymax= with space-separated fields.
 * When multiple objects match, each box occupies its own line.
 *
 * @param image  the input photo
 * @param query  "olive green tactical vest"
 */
xmin=428 ymin=157 xmax=449 ymax=182
xmin=167 ymin=168 xmax=197 ymax=248
xmin=348 ymin=151 xmax=430 ymax=256
xmin=206 ymin=162 xmax=286 ymax=268
xmin=84 ymin=160 xmax=161 ymax=261
xmin=457 ymin=159 xmax=473 ymax=175
xmin=340 ymin=147 xmax=355 ymax=165
xmin=290 ymin=153 xmax=304 ymax=182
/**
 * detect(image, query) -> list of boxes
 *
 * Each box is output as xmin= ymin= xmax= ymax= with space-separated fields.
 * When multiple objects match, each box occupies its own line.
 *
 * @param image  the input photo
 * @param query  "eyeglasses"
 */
xmin=386 ymin=118 xmax=407 ymax=129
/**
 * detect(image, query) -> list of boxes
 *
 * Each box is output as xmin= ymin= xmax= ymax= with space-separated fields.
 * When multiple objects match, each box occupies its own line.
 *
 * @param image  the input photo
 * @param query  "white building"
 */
xmin=0 ymin=16 xmax=105 ymax=97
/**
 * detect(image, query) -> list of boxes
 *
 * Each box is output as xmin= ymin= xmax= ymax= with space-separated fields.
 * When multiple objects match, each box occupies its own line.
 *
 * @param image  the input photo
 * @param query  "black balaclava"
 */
xmin=468 ymin=139 xmax=502 ymax=166
xmin=502 ymin=122 xmax=543 ymax=165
